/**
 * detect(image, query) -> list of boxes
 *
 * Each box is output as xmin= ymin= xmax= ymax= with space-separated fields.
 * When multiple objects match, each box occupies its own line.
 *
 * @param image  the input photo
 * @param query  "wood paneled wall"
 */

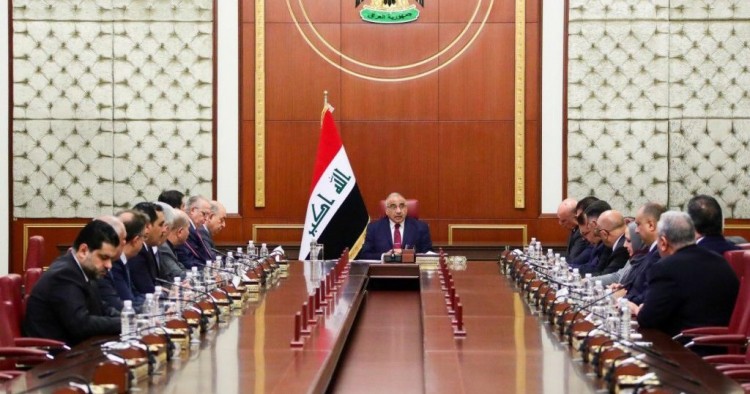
xmin=233 ymin=0 xmax=552 ymax=255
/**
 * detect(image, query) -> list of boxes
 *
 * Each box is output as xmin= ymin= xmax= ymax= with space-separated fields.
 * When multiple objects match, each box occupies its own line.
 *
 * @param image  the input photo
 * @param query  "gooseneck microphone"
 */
xmin=154 ymin=277 xmax=222 ymax=323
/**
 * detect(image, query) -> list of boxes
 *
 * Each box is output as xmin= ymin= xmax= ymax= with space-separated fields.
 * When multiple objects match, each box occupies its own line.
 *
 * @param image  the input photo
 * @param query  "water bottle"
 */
xmin=142 ymin=293 xmax=155 ymax=328
xmin=170 ymin=277 xmax=182 ymax=313
xmin=260 ymin=243 xmax=269 ymax=258
xmin=247 ymin=240 xmax=256 ymax=257
xmin=619 ymin=298 xmax=631 ymax=340
xmin=606 ymin=296 xmax=620 ymax=335
xmin=120 ymin=300 xmax=136 ymax=341
xmin=591 ymin=280 xmax=605 ymax=324
xmin=153 ymin=286 xmax=163 ymax=323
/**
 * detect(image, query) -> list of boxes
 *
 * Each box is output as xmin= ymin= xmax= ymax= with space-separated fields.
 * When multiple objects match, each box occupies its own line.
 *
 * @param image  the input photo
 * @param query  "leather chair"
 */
xmin=25 ymin=236 xmax=44 ymax=270
xmin=0 ymin=301 xmax=52 ymax=374
xmin=0 ymin=274 xmax=23 ymax=332
xmin=725 ymin=249 xmax=749 ymax=279
xmin=379 ymin=199 xmax=419 ymax=219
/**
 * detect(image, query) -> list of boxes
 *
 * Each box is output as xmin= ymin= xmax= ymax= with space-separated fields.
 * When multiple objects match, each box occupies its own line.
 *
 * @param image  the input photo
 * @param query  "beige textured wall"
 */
xmin=567 ymin=0 xmax=750 ymax=218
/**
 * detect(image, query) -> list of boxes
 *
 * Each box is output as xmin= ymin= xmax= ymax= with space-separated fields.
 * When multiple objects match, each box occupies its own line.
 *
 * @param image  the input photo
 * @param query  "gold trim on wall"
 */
xmin=448 ymin=224 xmax=528 ymax=246
xmin=22 ymin=223 xmax=86 ymax=271
xmin=255 ymin=0 xmax=266 ymax=207
xmin=726 ymin=224 xmax=750 ymax=231
xmin=514 ymin=0 xmax=526 ymax=209
xmin=251 ymin=224 xmax=304 ymax=243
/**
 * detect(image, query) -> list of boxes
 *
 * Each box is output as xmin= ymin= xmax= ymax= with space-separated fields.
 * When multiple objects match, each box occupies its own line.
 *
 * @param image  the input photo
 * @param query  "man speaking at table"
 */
xmin=357 ymin=192 xmax=433 ymax=260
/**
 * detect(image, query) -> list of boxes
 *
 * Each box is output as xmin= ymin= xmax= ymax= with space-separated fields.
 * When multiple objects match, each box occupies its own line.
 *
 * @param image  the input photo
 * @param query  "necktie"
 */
xmin=394 ymin=223 xmax=402 ymax=249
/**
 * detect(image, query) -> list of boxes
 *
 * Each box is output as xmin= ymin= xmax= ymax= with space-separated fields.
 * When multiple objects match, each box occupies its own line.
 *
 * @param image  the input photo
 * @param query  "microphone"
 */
xmin=211 ymin=248 xmax=227 ymax=258
xmin=18 ymin=374 xmax=93 ymax=394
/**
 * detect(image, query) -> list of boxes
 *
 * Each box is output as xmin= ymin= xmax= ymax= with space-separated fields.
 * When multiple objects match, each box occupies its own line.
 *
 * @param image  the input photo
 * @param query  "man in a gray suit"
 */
xmin=156 ymin=204 xmax=190 ymax=281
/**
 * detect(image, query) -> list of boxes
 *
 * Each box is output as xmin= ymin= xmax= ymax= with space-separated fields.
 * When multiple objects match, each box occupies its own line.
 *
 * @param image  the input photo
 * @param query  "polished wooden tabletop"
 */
xmin=2 ymin=260 xmax=743 ymax=393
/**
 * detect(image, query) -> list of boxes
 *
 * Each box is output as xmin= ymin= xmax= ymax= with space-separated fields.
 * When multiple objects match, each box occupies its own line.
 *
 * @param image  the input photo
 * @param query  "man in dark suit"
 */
xmin=128 ymin=202 xmax=167 ymax=297
xmin=97 ymin=211 xmax=147 ymax=311
xmin=358 ymin=192 xmax=433 ymax=260
xmin=573 ymin=200 xmax=611 ymax=273
xmin=619 ymin=202 xmax=666 ymax=304
xmin=200 ymin=200 xmax=226 ymax=255
xmin=558 ymin=197 xmax=595 ymax=261
xmin=177 ymin=195 xmax=215 ymax=268
xmin=687 ymin=194 xmax=740 ymax=256
xmin=634 ymin=212 xmax=739 ymax=337
xmin=590 ymin=210 xmax=630 ymax=275
xmin=24 ymin=220 xmax=122 ymax=345
xmin=158 ymin=209 xmax=190 ymax=281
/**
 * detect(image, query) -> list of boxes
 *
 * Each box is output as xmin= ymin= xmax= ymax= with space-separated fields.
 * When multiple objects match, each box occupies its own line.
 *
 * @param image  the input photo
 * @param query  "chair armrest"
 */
xmin=14 ymin=337 xmax=70 ymax=354
xmin=674 ymin=326 xmax=729 ymax=339
xmin=14 ymin=337 xmax=68 ymax=348
xmin=703 ymin=354 xmax=746 ymax=365
xmin=0 ymin=346 xmax=49 ymax=358
xmin=723 ymin=368 xmax=750 ymax=381
xmin=717 ymin=364 xmax=750 ymax=372
xmin=687 ymin=334 xmax=747 ymax=347
xmin=0 ymin=370 xmax=23 ymax=381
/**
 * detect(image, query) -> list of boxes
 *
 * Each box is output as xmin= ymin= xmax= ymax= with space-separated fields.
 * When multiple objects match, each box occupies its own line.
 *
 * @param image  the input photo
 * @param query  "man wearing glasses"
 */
xmin=176 ymin=195 xmax=215 ymax=269
xmin=590 ymin=209 xmax=629 ymax=275
xmin=357 ymin=192 xmax=433 ymax=260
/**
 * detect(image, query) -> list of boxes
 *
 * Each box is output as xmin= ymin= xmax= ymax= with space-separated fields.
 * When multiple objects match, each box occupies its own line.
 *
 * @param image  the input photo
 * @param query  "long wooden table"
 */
xmin=2 ymin=260 xmax=742 ymax=393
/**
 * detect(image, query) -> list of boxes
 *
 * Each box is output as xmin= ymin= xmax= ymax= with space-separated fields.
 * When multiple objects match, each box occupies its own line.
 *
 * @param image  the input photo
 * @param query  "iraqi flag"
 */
xmin=299 ymin=106 xmax=368 ymax=261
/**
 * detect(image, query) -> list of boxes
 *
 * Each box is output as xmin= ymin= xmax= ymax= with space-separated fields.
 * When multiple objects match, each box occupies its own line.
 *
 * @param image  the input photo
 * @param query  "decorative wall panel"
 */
xmin=12 ymin=0 xmax=213 ymax=218
xmin=568 ymin=0 xmax=750 ymax=218
xmin=669 ymin=119 xmax=750 ymax=216
xmin=568 ymin=120 xmax=668 ymax=214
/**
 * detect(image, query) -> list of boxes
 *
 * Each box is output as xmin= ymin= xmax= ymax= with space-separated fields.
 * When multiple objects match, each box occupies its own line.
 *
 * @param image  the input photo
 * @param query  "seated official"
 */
xmin=24 ymin=220 xmax=121 ymax=345
xmin=633 ymin=212 xmax=739 ymax=338
xmin=357 ymin=192 xmax=433 ymax=260
xmin=688 ymin=194 xmax=741 ymax=255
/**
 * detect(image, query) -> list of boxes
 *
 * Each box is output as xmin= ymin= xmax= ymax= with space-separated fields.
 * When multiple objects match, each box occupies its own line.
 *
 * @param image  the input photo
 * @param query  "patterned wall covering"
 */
xmin=12 ymin=0 xmax=213 ymax=218
xmin=568 ymin=0 xmax=750 ymax=218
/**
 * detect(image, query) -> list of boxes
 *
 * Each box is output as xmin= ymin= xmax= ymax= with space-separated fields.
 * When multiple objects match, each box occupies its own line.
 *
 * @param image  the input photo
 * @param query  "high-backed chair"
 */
xmin=379 ymin=199 xmax=419 ymax=219
xmin=0 ymin=301 xmax=52 ymax=372
xmin=24 ymin=235 xmax=45 ymax=270
xmin=0 ymin=274 xmax=23 ymax=330
xmin=725 ymin=250 xmax=749 ymax=279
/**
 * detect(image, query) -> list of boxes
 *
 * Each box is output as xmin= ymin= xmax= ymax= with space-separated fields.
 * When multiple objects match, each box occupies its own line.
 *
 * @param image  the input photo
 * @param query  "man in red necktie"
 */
xmin=357 ymin=192 xmax=433 ymax=260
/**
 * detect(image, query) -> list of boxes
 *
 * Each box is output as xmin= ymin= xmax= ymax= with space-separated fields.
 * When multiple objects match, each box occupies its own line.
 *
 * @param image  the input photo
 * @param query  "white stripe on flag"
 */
xmin=299 ymin=148 xmax=357 ymax=260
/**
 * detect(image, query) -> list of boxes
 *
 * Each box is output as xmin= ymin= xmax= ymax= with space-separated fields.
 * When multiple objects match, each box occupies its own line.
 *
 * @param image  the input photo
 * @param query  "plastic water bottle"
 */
xmin=171 ymin=277 xmax=182 ymax=313
xmin=247 ymin=240 xmax=256 ymax=256
xmin=619 ymin=298 xmax=631 ymax=340
xmin=260 ymin=243 xmax=269 ymax=258
xmin=121 ymin=300 xmax=136 ymax=341
xmin=142 ymin=293 xmax=155 ymax=328
xmin=153 ymin=286 xmax=163 ymax=323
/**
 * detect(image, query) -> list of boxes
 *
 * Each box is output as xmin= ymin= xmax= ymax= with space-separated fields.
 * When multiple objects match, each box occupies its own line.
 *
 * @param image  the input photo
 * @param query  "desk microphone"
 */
xmin=19 ymin=373 xmax=93 ymax=393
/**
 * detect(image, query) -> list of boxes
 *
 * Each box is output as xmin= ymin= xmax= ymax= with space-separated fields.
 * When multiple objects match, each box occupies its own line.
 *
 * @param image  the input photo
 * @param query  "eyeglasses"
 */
xmin=386 ymin=203 xmax=407 ymax=211
xmin=597 ymin=227 xmax=612 ymax=238
xmin=201 ymin=210 xmax=211 ymax=217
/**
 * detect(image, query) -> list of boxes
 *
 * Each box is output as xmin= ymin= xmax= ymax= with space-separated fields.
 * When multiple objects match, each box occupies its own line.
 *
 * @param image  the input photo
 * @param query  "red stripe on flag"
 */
xmin=309 ymin=110 xmax=343 ymax=193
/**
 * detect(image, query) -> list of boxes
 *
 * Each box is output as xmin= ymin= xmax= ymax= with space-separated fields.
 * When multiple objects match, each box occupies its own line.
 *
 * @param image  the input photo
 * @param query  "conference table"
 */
xmin=2 ymin=259 xmax=743 ymax=393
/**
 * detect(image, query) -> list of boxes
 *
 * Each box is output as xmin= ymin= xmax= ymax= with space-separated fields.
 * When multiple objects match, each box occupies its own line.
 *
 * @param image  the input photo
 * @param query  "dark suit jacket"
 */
xmin=200 ymin=225 xmax=216 ymax=252
xmin=637 ymin=244 xmax=739 ymax=337
xmin=698 ymin=235 xmax=740 ymax=256
xmin=159 ymin=240 xmax=187 ymax=282
xmin=23 ymin=252 xmax=120 ymax=345
xmin=578 ymin=242 xmax=608 ymax=274
xmin=109 ymin=257 xmax=144 ymax=310
xmin=96 ymin=271 xmax=124 ymax=312
xmin=591 ymin=235 xmax=628 ymax=275
xmin=566 ymin=227 xmax=589 ymax=261
xmin=624 ymin=246 xmax=661 ymax=305
xmin=357 ymin=216 xmax=433 ymax=260
xmin=176 ymin=225 xmax=214 ymax=269
xmin=128 ymin=244 xmax=158 ymax=296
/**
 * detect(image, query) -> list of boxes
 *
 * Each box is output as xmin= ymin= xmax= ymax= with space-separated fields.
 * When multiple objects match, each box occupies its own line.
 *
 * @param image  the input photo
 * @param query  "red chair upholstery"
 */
xmin=25 ymin=235 xmax=45 ymax=270
xmin=0 ymin=301 xmax=52 ymax=371
xmin=379 ymin=199 xmax=419 ymax=219
xmin=678 ymin=269 xmax=750 ymax=345
xmin=725 ymin=250 xmax=749 ymax=279
xmin=0 ymin=274 xmax=23 ymax=330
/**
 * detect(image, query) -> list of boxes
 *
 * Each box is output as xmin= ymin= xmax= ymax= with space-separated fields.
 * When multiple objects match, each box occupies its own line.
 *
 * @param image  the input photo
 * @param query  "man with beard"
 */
xmin=23 ymin=220 xmax=122 ymax=345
